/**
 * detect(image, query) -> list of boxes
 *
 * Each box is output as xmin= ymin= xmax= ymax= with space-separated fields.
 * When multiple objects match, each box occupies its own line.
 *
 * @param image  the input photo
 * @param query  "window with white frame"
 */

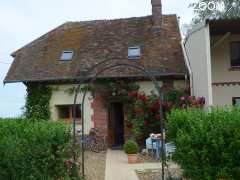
xmin=60 ymin=50 xmax=74 ymax=61
xmin=128 ymin=47 xmax=141 ymax=59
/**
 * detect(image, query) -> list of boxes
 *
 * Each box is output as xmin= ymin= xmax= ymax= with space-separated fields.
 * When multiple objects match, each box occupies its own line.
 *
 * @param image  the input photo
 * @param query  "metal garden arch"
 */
xmin=72 ymin=59 xmax=166 ymax=180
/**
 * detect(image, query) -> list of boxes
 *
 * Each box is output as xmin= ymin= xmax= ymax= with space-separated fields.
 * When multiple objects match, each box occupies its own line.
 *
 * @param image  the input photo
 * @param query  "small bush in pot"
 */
xmin=123 ymin=140 xmax=139 ymax=164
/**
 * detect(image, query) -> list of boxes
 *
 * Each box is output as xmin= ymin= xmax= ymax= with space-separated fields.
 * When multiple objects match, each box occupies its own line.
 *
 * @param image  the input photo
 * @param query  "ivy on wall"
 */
xmin=64 ymin=85 xmax=94 ymax=96
xmin=24 ymin=83 xmax=52 ymax=120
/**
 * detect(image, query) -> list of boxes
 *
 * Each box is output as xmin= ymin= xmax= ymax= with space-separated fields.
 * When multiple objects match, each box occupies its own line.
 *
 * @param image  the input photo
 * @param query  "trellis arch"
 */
xmin=72 ymin=58 xmax=166 ymax=179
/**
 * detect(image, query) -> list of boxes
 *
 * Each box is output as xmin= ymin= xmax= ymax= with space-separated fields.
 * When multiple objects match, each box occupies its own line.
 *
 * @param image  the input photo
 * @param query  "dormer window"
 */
xmin=128 ymin=47 xmax=141 ymax=59
xmin=60 ymin=50 xmax=74 ymax=61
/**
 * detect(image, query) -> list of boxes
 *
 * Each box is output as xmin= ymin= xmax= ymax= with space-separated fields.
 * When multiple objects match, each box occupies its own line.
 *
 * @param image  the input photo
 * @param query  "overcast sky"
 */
xmin=0 ymin=0 xmax=195 ymax=117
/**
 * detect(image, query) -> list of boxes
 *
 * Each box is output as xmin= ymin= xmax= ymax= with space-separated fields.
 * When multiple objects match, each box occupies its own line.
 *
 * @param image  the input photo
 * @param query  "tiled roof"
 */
xmin=4 ymin=15 xmax=186 ymax=83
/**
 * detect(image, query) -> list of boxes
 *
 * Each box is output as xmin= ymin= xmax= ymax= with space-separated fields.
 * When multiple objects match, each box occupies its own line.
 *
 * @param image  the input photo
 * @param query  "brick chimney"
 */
xmin=151 ymin=0 xmax=162 ymax=28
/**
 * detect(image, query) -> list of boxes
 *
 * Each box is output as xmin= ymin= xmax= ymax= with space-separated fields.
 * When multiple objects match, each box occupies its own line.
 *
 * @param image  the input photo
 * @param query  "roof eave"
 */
xmin=3 ymin=73 xmax=186 ymax=84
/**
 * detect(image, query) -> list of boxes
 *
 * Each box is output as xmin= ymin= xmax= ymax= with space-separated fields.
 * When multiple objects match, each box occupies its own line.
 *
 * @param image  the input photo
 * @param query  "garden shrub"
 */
xmin=0 ymin=118 xmax=74 ymax=180
xmin=167 ymin=108 xmax=240 ymax=179
xmin=123 ymin=140 xmax=139 ymax=154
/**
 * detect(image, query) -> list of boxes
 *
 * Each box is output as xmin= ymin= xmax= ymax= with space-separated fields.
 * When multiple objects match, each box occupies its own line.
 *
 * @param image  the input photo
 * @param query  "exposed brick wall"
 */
xmin=91 ymin=92 xmax=108 ymax=136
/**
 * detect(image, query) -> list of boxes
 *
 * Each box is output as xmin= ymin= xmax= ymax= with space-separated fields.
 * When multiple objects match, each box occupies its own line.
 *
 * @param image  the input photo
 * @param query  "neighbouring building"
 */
xmin=185 ymin=19 xmax=240 ymax=108
xmin=4 ymin=0 xmax=188 ymax=147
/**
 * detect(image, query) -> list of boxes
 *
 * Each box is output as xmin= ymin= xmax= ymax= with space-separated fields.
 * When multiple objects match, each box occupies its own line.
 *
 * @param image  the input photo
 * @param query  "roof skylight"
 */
xmin=128 ymin=47 xmax=141 ymax=59
xmin=60 ymin=50 xmax=74 ymax=61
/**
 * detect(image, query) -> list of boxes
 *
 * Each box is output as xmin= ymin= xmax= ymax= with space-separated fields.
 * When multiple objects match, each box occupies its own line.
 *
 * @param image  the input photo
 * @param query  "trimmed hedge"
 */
xmin=167 ymin=108 xmax=240 ymax=180
xmin=0 ymin=119 xmax=73 ymax=179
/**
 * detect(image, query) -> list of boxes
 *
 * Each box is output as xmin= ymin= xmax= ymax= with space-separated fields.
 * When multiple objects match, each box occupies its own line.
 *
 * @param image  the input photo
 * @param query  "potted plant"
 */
xmin=123 ymin=140 xmax=139 ymax=164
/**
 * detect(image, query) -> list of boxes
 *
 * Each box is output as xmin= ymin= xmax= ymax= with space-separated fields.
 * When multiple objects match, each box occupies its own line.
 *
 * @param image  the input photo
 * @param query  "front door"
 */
xmin=108 ymin=102 xmax=124 ymax=148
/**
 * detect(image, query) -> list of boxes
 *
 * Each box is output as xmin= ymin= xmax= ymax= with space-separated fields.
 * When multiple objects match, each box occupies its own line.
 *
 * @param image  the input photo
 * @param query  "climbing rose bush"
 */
xmin=126 ymin=91 xmax=162 ymax=140
xmin=125 ymin=90 xmax=205 ymax=141
xmin=179 ymin=96 xmax=205 ymax=109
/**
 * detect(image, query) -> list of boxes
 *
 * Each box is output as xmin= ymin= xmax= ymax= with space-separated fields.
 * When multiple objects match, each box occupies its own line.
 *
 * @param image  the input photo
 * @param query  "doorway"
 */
xmin=108 ymin=102 xmax=124 ymax=148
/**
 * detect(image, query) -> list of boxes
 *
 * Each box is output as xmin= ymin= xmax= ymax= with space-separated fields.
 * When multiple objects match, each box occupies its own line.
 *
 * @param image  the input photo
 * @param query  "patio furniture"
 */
xmin=146 ymin=133 xmax=175 ymax=160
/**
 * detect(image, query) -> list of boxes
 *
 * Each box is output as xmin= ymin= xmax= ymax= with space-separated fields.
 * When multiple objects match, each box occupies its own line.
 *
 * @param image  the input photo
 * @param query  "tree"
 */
xmin=189 ymin=0 xmax=240 ymax=24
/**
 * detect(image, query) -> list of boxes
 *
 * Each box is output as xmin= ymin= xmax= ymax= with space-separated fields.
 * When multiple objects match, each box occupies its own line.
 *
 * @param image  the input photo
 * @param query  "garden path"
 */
xmin=105 ymin=150 xmax=162 ymax=180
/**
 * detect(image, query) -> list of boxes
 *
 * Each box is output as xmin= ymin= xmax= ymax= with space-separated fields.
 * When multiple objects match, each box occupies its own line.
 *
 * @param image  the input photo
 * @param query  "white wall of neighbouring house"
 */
xmin=185 ymin=23 xmax=213 ymax=107
xmin=211 ymin=35 xmax=240 ymax=83
xmin=211 ymin=34 xmax=240 ymax=106
xmin=49 ymin=84 xmax=94 ymax=134
xmin=212 ymin=85 xmax=240 ymax=106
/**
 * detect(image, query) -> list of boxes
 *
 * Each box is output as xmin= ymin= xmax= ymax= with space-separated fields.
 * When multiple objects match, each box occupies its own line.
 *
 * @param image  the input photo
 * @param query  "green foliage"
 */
xmin=164 ymin=90 xmax=187 ymax=109
xmin=25 ymin=84 xmax=52 ymax=120
xmin=123 ymin=140 xmax=139 ymax=154
xmin=98 ymin=80 xmax=140 ymax=97
xmin=167 ymin=108 xmax=240 ymax=179
xmin=0 ymin=119 xmax=74 ymax=179
xmin=65 ymin=85 xmax=94 ymax=96
xmin=190 ymin=0 xmax=240 ymax=24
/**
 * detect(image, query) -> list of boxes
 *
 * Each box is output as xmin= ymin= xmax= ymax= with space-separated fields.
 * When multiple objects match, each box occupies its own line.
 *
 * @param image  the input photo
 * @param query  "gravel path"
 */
xmin=136 ymin=162 xmax=183 ymax=180
xmin=83 ymin=151 xmax=107 ymax=180
xmin=138 ymin=154 xmax=159 ymax=163
xmin=137 ymin=169 xmax=162 ymax=180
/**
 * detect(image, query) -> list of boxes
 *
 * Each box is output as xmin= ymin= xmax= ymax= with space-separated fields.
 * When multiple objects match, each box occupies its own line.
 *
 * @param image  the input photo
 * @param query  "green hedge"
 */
xmin=0 ymin=119 xmax=73 ymax=179
xmin=167 ymin=108 xmax=240 ymax=180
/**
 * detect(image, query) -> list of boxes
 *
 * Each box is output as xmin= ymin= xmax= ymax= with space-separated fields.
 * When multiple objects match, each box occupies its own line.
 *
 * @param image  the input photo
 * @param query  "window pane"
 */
xmin=57 ymin=105 xmax=81 ymax=123
xmin=128 ymin=47 xmax=140 ymax=59
xmin=58 ymin=106 xmax=70 ymax=119
xmin=60 ymin=51 xmax=74 ymax=61
xmin=231 ymin=42 xmax=240 ymax=67
xmin=234 ymin=98 xmax=240 ymax=107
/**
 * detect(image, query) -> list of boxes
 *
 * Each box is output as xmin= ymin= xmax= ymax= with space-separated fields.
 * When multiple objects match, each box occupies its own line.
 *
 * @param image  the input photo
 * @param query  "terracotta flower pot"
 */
xmin=127 ymin=154 xmax=138 ymax=164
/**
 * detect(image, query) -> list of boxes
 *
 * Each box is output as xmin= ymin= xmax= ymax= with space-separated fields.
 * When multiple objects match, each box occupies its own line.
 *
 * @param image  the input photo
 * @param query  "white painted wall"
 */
xmin=49 ymin=84 xmax=94 ymax=133
xmin=138 ymin=80 xmax=188 ymax=95
xmin=138 ymin=81 xmax=163 ymax=95
xmin=185 ymin=24 xmax=213 ymax=107
xmin=173 ymin=80 xmax=189 ymax=90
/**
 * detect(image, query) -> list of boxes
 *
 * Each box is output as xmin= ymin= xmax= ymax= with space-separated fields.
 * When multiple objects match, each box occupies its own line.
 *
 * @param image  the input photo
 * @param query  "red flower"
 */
xmin=151 ymin=101 xmax=160 ymax=112
xmin=155 ymin=114 xmax=161 ymax=120
xmin=65 ymin=159 xmax=73 ymax=168
xmin=144 ymin=120 xmax=149 ymax=126
xmin=138 ymin=94 xmax=147 ymax=102
xmin=127 ymin=123 xmax=133 ymax=129
xmin=180 ymin=96 xmax=185 ymax=101
xmin=128 ymin=91 xmax=138 ymax=97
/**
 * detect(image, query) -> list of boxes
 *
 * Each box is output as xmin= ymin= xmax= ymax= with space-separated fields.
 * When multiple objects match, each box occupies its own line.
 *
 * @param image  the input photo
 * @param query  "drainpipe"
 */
xmin=177 ymin=17 xmax=194 ymax=96
xmin=181 ymin=41 xmax=194 ymax=96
